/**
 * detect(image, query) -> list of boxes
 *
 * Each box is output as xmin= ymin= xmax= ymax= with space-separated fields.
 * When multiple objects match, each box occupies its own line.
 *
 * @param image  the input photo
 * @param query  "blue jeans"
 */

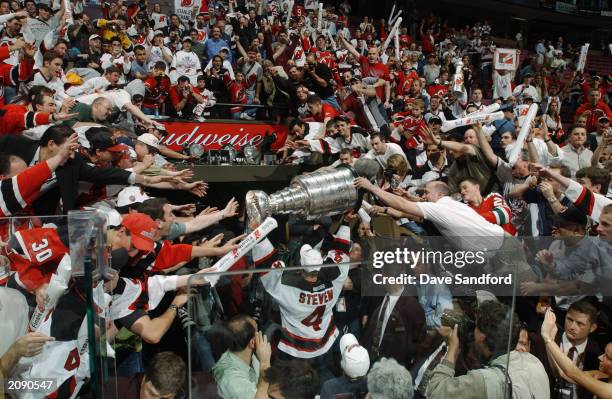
xmin=116 ymin=351 xmax=144 ymax=377
xmin=192 ymin=331 xmax=215 ymax=373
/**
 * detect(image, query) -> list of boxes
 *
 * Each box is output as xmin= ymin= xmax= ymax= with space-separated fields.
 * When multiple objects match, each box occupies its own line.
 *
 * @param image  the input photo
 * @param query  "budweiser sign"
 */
xmin=160 ymin=120 xmax=288 ymax=152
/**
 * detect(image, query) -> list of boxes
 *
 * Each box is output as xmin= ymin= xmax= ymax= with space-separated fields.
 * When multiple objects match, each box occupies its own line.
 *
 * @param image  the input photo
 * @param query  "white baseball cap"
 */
xmin=117 ymin=186 xmax=151 ymax=207
xmin=137 ymin=133 xmax=160 ymax=150
xmin=339 ymin=334 xmax=370 ymax=378
xmin=300 ymin=244 xmax=323 ymax=273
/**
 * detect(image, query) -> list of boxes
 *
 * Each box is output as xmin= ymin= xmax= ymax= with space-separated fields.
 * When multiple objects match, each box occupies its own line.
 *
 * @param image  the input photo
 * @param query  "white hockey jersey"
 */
xmin=109 ymin=274 xmax=179 ymax=323
xmin=252 ymin=225 xmax=351 ymax=358
xmin=100 ymin=53 xmax=131 ymax=84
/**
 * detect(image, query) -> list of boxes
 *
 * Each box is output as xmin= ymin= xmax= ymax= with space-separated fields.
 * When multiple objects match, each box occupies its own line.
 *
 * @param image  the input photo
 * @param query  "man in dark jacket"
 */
xmin=0 ymin=125 xmax=172 ymax=214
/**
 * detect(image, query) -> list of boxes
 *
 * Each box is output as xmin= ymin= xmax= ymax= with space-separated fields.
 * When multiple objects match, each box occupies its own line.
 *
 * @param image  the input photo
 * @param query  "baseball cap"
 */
xmin=428 ymin=116 xmax=442 ymax=125
xmin=85 ymin=129 xmax=126 ymax=152
xmin=598 ymin=115 xmax=609 ymax=123
xmin=182 ymin=36 xmax=193 ymax=42
xmin=117 ymin=186 xmax=151 ymax=207
xmin=500 ymin=103 xmax=514 ymax=112
xmin=89 ymin=34 xmax=101 ymax=41
xmin=219 ymin=47 xmax=230 ymax=53
xmin=121 ymin=213 xmax=158 ymax=252
xmin=137 ymin=133 xmax=160 ymax=151
xmin=300 ymin=244 xmax=323 ymax=273
xmin=339 ymin=334 xmax=370 ymax=378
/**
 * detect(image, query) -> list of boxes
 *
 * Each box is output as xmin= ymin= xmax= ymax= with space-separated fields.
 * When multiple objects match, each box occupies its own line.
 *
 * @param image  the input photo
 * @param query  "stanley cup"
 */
xmin=246 ymin=165 xmax=363 ymax=224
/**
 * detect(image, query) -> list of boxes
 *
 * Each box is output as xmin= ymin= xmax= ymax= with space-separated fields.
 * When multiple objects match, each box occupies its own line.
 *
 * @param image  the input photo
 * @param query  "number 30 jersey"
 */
xmin=8 ymin=227 xmax=69 ymax=292
xmin=252 ymin=225 xmax=351 ymax=359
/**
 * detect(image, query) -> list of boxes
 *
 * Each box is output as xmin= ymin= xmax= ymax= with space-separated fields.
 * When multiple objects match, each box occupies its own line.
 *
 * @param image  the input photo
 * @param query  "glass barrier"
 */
xmin=4 ymin=212 xmax=611 ymax=399
xmin=0 ymin=211 xmax=114 ymax=399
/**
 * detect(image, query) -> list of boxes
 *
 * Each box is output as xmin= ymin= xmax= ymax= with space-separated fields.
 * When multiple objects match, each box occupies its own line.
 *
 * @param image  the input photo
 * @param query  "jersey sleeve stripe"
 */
xmin=0 ymin=179 xmax=21 ymax=217
xmin=11 ymin=176 xmax=27 ymax=208
xmin=493 ymin=208 xmax=506 ymax=225
xmin=13 ymin=230 xmax=31 ymax=261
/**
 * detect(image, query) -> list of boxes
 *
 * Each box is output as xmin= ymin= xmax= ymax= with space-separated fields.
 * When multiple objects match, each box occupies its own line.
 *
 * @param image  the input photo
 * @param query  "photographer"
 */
xmin=426 ymin=300 xmax=550 ymax=399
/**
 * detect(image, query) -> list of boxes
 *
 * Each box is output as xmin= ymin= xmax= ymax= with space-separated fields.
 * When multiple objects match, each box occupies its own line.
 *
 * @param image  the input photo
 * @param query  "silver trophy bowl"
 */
xmin=246 ymin=164 xmax=363 ymax=224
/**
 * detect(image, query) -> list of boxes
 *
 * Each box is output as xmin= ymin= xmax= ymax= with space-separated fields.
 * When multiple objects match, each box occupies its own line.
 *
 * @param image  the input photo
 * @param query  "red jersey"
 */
xmin=469 ymin=193 xmax=516 ymax=236
xmin=427 ymin=83 xmax=449 ymax=98
xmin=358 ymin=55 xmax=390 ymax=100
xmin=396 ymin=70 xmax=419 ymax=96
xmin=9 ymin=227 xmax=69 ymax=291
xmin=223 ymin=72 xmax=248 ymax=113
xmin=0 ymin=161 xmax=52 ymax=218
xmin=168 ymin=85 xmax=194 ymax=109
xmin=143 ymin=75 xmax=171 ymax=109
xmin=0 ymin=104 xmax=51 ymax=135
xmin=151 ymin=241 xmax=193 ymax=272
xmin=312 ymin=103 xmax=340 ymax=123
xmin=391 ymin=113 xmax=427 ymax=149
xmin=0 ymin=45 xmax=35 ymax=107
xmin=574 ymin=100 xmax=612 ymax=132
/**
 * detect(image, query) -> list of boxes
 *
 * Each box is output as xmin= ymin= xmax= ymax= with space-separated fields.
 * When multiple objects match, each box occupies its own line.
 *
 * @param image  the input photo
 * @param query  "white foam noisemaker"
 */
xmin=468 ymin=103 xmax=500 ymax=117
xmin=441 ymin=111 xmax=504 ymax=132
xmin=507 ymin=103 xmax=538 ymax=166
xmin=204 ymin=217 xmax=278 ymax=286
xmin=380 ymin=17 xmax=402 ymax=55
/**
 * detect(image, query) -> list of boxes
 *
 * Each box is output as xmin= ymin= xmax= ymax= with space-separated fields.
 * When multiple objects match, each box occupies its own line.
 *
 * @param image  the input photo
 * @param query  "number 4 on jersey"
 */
xmin=301 ymin=305 xmax=326 ymax=331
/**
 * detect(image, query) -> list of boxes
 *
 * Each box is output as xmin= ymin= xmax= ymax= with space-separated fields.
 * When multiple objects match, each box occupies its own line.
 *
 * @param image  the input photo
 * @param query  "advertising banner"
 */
xmin=160 ymin=120 xmax=288 ymax=152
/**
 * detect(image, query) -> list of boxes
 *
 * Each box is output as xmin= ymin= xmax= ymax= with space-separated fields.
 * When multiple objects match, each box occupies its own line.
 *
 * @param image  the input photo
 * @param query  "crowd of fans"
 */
xmin=0 ymin=0 xmax=611 ymax=398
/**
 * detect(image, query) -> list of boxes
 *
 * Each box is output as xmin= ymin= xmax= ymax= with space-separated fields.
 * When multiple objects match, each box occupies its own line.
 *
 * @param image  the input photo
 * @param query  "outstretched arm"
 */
xmin=338 ymin=33 xmax=360 ymax=60
xmin=354 ymin=177 xmax=423 ymax=218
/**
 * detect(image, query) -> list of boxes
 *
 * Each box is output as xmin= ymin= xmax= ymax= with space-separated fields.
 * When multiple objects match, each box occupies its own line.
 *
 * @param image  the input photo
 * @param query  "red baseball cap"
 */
xmin=121 ymin=213 xmax=158 ymax=252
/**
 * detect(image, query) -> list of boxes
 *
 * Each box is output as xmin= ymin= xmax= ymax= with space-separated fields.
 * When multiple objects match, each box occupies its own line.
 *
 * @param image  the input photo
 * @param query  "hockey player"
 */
xmin=250 ymin=213 xmax=352 ymax=380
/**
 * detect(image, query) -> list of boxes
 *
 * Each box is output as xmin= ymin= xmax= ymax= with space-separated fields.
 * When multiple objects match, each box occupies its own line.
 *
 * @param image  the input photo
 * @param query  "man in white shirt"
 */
xmin=561 ymin=125 xmax=593 ymax=176
xmin=364 ymin=133 xmax=406 ymax=169
xmin=32 ymin=50 xmax=71 ymax=107
xmin=354 ymin=178 xmax=505 ymax=251
xmin=170 ymin=37 xmax=202 ymax=85
xmin=148 ymin=32 xmax=173 ymax=70
xmin=66 ymin=66 xmax=121 ymax=97
xmin=512 ymin=72 xmax=540 ymax=103
xmin=492 ymin=68 xmax=515 ymax=100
